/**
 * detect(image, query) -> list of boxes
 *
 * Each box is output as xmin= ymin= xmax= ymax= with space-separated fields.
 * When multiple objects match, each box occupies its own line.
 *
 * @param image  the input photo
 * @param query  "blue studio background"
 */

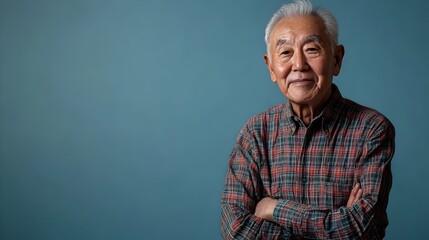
xmin=1 ymin=0 xmax=428 ymax=239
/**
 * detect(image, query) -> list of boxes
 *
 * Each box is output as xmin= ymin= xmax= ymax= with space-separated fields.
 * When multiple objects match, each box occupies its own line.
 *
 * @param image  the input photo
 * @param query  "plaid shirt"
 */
xmin=221 ymin=85 xmax=395 ymax=239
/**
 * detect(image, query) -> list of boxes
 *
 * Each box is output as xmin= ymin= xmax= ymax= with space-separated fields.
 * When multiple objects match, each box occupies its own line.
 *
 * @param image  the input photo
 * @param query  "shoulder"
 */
xmin=234 ymin=103 xmax=287 ymax=157
xmin=341 ymin=98 xmax=395 ymax=135
xmin=242 ymin=103 xmax=287 ymax=133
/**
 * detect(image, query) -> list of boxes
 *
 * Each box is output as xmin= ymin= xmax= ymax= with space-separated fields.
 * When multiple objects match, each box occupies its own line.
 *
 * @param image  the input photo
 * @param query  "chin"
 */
xmin=287 ymin=91 xmax=318 ymax=102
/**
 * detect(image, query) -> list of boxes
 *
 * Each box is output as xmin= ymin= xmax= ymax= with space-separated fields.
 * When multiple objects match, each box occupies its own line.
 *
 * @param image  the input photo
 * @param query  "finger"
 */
xmin=354 ymin=183 xmax=361 ymax=192
xmin=347 ymin=183 xmax=360 ymax=207
xmin=346 ymin=192 xmax=355 ymax=207
xmin=355 ymin=189 xmax=363 ymax=201
xmin=349 ymin=183 xmax=359 ymax=197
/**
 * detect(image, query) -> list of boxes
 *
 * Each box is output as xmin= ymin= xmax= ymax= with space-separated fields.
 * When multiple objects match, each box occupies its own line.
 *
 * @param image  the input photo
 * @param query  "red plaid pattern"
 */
xmin=221 ymin=85 xmax=395 ymax=239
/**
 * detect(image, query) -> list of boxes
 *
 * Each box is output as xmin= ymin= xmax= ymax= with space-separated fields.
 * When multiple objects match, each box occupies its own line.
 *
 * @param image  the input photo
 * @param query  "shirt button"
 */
xmin=302 ymin=177 xmax=307 ymax=183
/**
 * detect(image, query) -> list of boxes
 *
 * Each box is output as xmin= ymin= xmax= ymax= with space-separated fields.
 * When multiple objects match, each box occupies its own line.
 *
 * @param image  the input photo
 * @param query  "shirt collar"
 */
xmin=320 ymin=84 xmax=343 ymax=124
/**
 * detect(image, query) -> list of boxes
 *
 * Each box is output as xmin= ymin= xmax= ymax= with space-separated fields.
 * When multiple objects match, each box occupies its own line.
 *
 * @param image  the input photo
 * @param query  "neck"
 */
xmin=291 ymin=104 xmax=322 ymax=126
xmin=291 ymin=88 xmax=332 ymax=126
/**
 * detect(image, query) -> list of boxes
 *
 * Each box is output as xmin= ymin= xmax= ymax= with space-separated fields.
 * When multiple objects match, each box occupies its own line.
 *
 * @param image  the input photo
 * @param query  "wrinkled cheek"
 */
xmin=276 ymin=81 xmax=289 ymax=98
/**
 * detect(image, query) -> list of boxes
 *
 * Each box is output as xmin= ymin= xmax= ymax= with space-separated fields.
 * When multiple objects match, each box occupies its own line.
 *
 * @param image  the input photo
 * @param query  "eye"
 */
xmin=306 ymin=47 xmax=319 ymax=53
xmin=305 ymin=47 xmax=321 ymax=57
xmin=281 ymin=50 xmax=290 ymax=55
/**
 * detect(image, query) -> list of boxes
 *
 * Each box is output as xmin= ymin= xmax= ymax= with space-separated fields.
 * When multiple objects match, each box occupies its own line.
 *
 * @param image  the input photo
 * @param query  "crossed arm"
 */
xmin=254 ymin=183 xmax=363 ymax=222
xmin=221 ymin=162 xmax=371 ymax=239
xmin=221 ymin=123 xmax=394 ymax=239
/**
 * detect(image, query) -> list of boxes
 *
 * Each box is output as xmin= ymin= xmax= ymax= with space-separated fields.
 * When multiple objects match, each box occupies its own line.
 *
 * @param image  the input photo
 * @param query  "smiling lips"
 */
xmin=289 ymin=78 xmax=314 ymax=85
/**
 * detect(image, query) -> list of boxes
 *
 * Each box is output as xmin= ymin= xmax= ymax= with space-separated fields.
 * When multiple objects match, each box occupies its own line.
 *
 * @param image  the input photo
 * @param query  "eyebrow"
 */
xmin=304 ymin=34 xmax=323 ymax=44
xmin=276 ymin=38 xmax=289 ymax=47
xmin=275 ymin=34 xmax=323 ymax=48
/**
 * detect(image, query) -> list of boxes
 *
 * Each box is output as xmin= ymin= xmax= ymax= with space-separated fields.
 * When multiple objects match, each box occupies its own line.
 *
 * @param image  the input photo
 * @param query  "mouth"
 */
xmin=289 ymin=79 xmax=314 ymax=85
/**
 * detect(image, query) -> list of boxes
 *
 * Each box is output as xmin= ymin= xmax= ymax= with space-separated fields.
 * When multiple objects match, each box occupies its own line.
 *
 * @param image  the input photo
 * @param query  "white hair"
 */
xmin=264 ymin=0 xmax=338 ymax=56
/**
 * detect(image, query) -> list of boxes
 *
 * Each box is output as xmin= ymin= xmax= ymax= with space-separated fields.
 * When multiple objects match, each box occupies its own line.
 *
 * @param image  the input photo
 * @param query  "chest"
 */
xmin=263 ymin=127 xmax=363 ymax=209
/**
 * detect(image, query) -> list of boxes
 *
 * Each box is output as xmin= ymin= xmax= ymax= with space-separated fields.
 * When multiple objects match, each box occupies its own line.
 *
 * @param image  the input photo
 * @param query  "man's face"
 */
xmin=265 ymin=15 xmax=344 ymax=109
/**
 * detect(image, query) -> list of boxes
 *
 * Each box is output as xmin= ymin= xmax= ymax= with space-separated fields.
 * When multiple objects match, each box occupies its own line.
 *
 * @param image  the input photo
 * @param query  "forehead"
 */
xmin=270 ymin=14 xmax=328 ymax=45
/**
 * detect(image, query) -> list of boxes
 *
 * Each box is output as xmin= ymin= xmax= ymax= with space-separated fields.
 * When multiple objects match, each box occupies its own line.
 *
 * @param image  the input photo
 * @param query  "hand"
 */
xmin=346 ymin=183 xmax=363 ymax=207
xmin=254 ymin=197 xmax=278 ymax=221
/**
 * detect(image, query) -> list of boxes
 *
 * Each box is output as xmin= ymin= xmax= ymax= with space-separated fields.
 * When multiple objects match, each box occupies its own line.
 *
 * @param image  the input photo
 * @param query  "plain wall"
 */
xmin=1 ymin=0 xmax=428 ymax=239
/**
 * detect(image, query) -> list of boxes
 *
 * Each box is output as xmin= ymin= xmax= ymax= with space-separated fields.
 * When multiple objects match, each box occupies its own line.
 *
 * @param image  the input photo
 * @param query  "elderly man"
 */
xmin=220 ymin=0 xmax=395 ymax=239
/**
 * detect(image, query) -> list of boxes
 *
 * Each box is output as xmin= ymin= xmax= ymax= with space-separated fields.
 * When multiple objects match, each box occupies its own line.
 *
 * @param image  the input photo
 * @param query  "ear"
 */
xmin=333 ymin=45 xmax=345 ymax=76
xmin=264 ymin=54 xmax=277 ymax=83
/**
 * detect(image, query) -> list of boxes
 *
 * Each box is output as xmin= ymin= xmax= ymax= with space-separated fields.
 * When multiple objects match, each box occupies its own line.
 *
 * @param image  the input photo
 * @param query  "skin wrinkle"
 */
xmin=221 ymin=3 xmax=393 ymax=239
xmin=276 ymin=34 xmax=322 ymax=48
xmin=264 ymin=15 xmax=344 ymax=126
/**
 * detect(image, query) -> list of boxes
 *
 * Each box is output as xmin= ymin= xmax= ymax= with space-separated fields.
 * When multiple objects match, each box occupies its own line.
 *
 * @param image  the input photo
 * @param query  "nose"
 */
xmin=291 ymin=50 xmax=309 ymax=72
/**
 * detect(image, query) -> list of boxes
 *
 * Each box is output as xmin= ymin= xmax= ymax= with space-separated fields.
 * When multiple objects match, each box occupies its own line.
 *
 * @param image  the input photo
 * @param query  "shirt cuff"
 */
xmin=273 ymin=199 xmax=306 ymax=236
